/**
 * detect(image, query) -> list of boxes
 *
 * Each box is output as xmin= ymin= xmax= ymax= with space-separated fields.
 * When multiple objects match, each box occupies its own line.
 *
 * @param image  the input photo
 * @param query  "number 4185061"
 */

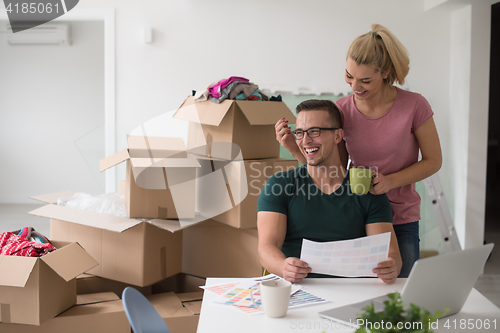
xmin=5 ymin=2 xmax=60 ymax=14
xmin=443 ymin=318 xmax=496 ymax=330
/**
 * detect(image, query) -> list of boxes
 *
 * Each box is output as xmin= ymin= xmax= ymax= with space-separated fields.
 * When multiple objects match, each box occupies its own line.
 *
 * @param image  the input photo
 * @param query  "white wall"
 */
xmin=0 ymin=21 xmax=105 ymax=202
xmin=449 ymin=5 xmax=472 ymax=248
xmin=464 ymin=1 xmax=493 ymax=249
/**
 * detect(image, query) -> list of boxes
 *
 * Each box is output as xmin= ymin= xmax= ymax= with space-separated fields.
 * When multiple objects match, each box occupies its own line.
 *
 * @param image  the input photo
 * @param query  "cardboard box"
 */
xmin=100 ymin=135 xmax=200 ymax=219
xmin=49 ymin=219 xmax=181 ymax=287
xmin=211 ymin=158 xmax=298 ymax=228
xmin=148 ymin=291 xmax=202 ymax=333
xmin=0 ymin=241 xmax=98 ymax=326
xmin=77 ymin=273 xmax=152 ymax=296
xmin=151 ymin=273 xmax=206 ymax=294
xmin=0 ymin=292 xmax=130 ymax=333
xmin=173 ymin=96 xmax=296 ymax=160
xmin=182 ymin=220 xmax=262 ymax=278
xmin=29 ymin=191 xmax=209 ymax=287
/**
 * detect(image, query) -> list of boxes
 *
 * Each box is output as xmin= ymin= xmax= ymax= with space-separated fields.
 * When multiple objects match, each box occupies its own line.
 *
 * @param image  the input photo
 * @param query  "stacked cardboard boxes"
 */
xmin=174 ymin=96 xmax=298 ymax=277
xmin=1 ymin=95 xmax=297 ymax=332
xmin=0 ymin=291 xmax=203 ymax=333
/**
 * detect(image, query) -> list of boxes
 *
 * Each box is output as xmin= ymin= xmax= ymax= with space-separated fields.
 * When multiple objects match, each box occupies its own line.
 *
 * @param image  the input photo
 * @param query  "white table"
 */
xmin=197 ymin=278 xmax=500 ymax=332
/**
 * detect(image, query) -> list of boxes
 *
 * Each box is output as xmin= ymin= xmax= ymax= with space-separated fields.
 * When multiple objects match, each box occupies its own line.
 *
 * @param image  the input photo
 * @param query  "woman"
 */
xmin=276 ymin=24 xmax=442 ymax=277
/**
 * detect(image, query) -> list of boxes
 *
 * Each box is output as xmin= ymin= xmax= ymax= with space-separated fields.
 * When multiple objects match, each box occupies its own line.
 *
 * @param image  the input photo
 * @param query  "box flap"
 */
xmin=28 ymin=204 xmax=142 ymax=233
xmin=173 ymin=96 xmax=234 ymax=126
xmin=183 ymin=300 xmax=202 ymax=315
xmin=58 ymin=298 xmax=125 ymax=317
xmin=128 ymin=135 xmax=186 ymax=151
xmin=0 ymin=255 xmax=37 ymax=287
xmin=41 ymin=242 xmax=99 ymax=281
xmin=77 ymin=273 xmax=93 ymax=279
xmin=235 ymin=100 xmax=296 ymax=125
xmin=148 ymin=292 xmax=192 ymax=318
xmin=130 ymin=157 xmax=201 ymax=169
xmin=127 ymin=135 xmax=188 ymax=160
xmin=176 ymin=291 xmax=204 ymax=302
xmin=76 ymin=292 xmax=120 ymax=305
xmin=30 ymin=190 xmax=79 ymax=204
xmin=99 ymin=149 xmax=131 ymax=172
xmin=147 ymin=218 xmax=207 ymax=233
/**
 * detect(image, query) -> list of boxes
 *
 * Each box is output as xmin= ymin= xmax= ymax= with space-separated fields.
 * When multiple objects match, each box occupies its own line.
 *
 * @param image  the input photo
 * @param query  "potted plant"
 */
xmin=354 ymin=292 xmax=446 ymax=333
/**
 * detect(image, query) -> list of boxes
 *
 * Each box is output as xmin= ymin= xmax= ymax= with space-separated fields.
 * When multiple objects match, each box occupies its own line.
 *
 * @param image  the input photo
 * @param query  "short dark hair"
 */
xmin=295 ymin=99 xmax=342 ymax=128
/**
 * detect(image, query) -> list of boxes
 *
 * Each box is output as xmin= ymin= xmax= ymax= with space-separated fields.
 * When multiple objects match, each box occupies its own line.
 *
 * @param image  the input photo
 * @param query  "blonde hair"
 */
xmin=347 ymin=24 xmax=410 ymax=86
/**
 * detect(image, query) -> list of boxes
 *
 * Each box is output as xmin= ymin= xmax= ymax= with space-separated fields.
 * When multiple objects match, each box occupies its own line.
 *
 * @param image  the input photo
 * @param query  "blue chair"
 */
xmin=122 ymin=287 xmax=171 ymax=333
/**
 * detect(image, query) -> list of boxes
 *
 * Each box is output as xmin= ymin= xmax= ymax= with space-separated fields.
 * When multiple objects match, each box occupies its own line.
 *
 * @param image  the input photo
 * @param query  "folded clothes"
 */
xmin=13 ymin=226 xmax=50 ymax=244
xmin=235 ymin=90 xmax=262 ymax=101
xmin=229 ymin=82 xmax=259 ymax=100
xmin=208 ymin=80 xmax=250 ymax=104
xmin=0 ymin=231 xmax=56 ymax=257
xmin=208 ymin=76 xmax=249 ymax=99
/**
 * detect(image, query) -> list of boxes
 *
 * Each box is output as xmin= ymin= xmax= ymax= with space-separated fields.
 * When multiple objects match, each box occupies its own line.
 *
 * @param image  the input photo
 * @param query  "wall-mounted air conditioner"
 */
xmin=6 ymin=23 xmax=71 ymax=45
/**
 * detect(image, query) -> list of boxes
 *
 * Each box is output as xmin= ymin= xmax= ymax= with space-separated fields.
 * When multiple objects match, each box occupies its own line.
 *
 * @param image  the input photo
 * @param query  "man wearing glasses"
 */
xmin=257 ymin=100 xmax=401 ymax=284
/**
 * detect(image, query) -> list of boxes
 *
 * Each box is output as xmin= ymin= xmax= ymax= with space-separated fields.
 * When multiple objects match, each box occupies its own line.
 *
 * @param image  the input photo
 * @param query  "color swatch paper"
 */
xmin=300 ymin=232 xmax=391 ymax=277
xmin=205 ymin=274 xmax=329 ymax=315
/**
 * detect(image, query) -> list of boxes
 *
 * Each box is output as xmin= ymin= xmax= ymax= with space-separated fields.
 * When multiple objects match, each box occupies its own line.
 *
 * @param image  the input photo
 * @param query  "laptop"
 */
xmin=319 ymin=243 xmax=494 ymax=328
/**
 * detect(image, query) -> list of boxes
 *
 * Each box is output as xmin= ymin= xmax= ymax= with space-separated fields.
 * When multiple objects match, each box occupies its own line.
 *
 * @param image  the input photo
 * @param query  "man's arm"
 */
xmin=366 ymin=223 xmax=402 ymax=284
xmin=257 ymin=211 xmax=311 ymax=283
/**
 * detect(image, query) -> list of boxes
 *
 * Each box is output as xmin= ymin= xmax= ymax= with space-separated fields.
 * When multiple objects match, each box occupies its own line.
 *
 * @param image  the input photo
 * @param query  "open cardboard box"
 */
xmin=173 ymin=96 xmax=296 ymax=160
xmin=76 ymin=273 xmax=153 ymax=296
xmin=210 ymin=157 xmax=298 ymax=228
xmin=148 ymin=291 xmax=203 ymax=333
xmin=0 ymin=292 xmax=130 ymax=333
xmin=151 ymin=272 xmax=207 ymax=295
xmin=187 ymin=145 xmax=297 ymax=229
xmin=100 ymin=135 xmax=200 ymax=219
xmin=0 ymin=240 xmax=98 ymax=326
xmin=28 ymin=191 xmax=209 ymax=287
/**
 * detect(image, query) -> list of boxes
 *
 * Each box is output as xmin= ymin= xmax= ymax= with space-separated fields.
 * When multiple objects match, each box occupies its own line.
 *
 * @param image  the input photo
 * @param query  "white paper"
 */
xmin=300 ymin=232 xmax=391 ymax=277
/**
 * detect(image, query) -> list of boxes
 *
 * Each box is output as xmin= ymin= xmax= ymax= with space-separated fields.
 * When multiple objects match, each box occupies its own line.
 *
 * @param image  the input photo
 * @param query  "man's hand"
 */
xmin=373 ymin=257 xmax=398 ymax=284
xmin=283 ymin=257 xmax=312 ymax=283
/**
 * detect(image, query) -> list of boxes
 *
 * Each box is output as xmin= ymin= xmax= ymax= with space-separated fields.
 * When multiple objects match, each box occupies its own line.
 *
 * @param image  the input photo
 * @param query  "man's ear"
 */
xmin=335 ymin=128 xmax=344 ymax=144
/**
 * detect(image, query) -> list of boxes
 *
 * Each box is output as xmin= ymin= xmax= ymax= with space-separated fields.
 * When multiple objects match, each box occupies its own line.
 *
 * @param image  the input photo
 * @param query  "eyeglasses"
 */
xmin=292 ymin=127 xmax=339 ymax=140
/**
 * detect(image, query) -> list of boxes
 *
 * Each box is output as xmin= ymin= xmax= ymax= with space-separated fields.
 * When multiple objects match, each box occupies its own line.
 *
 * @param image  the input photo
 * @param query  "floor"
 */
xmin=0 ymin=202 xmax=499 ymax=308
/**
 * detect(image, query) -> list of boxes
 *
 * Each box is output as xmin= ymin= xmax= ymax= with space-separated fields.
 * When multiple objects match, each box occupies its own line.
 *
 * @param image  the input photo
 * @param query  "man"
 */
xmin=257 ymin=100 xmax=401 ymax=284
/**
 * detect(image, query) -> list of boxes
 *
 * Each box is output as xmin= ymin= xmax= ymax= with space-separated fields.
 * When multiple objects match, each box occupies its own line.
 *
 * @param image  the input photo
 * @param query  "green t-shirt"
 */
xmin=257 ymin=166 xmax=393 ymax=274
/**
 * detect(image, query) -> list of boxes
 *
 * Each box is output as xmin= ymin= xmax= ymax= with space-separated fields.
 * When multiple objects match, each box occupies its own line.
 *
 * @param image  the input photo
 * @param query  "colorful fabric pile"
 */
xmin=0 ymin=227 xmax=56 ymax=257
xmin=194 ymin=76 xmax=269 ymax=103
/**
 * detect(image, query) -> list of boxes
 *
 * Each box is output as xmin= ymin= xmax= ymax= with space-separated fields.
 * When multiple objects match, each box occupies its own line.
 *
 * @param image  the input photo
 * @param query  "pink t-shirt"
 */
xmin=335 ymin=88 xmax=434 ymax=225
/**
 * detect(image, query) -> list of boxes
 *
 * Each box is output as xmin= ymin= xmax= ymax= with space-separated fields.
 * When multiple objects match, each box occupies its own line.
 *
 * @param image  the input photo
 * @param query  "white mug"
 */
xmin=250 ymin=280 xmax=292 ymax=318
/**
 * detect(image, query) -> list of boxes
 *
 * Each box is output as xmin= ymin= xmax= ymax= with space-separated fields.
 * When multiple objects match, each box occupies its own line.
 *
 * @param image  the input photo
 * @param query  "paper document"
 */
xmin=300 ymin=232 xmax=391 ymax=277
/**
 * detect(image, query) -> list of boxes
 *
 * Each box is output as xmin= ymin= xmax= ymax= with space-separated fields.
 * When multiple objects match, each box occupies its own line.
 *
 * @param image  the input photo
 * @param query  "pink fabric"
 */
xmin=207 ymin=76 xmax=249 ymax=98
xmin=0 ymin=232 xmax=56 ymax=257
xmin=336 ymin=88 xmax=434 ymax=225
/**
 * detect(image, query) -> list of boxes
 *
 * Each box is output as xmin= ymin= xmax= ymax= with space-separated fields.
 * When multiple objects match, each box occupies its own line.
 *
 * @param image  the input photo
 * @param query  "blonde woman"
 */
xmin=276 ymin=24 xmax=442 ymax=277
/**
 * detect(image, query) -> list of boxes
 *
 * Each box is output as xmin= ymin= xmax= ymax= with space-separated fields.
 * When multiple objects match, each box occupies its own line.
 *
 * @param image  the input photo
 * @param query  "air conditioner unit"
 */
xmin=6 ymin=23 xmax=71 ymax=45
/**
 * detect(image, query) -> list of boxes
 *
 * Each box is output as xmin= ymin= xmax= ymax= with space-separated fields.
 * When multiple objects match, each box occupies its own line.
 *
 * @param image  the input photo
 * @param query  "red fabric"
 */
xmin=0 ymin=232 xmax=56 ymax=257
xmin=246 ymin=95 xmax=260 ymax=100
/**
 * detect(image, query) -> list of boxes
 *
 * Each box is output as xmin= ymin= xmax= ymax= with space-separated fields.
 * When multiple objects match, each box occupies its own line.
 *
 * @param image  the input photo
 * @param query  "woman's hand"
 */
xmin=369 ymin=170 xmax=394 ymax=195
xmin=275 ymin=118 xmax=301 ymax=157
